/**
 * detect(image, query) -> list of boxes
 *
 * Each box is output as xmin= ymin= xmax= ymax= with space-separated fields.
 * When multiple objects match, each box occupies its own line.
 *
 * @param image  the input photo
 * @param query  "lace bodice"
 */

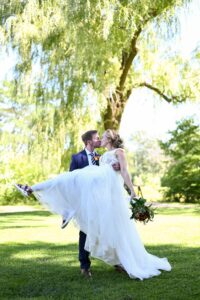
xmin=100 ymin=149 xmax=119 ymax=166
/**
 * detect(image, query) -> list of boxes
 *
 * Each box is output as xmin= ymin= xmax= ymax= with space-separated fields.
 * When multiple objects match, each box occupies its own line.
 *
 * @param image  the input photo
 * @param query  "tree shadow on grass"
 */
xmin=155 ymin=206 xmax=200 ymax=216
xmin=0 ymin=242 xmax=199 ymax=300
xmin=0 ymin=211 xmax=52 ymax=229
xmin=0 ymin=210 xmax=52 ymax=217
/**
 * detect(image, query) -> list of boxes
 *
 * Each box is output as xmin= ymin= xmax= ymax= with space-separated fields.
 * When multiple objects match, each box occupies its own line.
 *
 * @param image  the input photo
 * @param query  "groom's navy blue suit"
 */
xmin=69 ymin=149 xmax=99 ymax=270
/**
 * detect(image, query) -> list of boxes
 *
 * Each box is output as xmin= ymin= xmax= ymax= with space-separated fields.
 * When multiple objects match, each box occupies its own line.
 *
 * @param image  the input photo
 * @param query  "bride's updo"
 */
xmin=105 ymin=129 xmax=124 ymax=149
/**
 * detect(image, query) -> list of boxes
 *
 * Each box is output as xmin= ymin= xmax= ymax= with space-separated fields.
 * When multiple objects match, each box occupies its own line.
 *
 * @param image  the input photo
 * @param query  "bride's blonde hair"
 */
xmin=105 ymin=129 xmax=124 ymax=149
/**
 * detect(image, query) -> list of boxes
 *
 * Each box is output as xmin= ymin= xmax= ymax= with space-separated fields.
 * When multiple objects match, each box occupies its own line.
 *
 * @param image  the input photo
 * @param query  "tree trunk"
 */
xmin=103 ymin=91 xmax=129 ymax=130
xmin=102 ymin=27 xmax=142 ymax=130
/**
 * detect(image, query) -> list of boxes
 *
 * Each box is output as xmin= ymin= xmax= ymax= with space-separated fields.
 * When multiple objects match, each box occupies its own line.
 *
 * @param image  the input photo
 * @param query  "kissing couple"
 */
xmin=15 ymin=129 xmax=171 ymax=280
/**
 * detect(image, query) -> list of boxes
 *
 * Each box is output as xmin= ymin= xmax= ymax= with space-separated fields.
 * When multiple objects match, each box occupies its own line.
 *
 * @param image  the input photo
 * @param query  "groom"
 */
xmin=68 ymin=130 xmax=120 ymax=277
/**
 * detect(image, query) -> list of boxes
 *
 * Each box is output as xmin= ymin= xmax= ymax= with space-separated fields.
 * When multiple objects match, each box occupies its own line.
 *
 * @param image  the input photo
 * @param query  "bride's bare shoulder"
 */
xmin=115 ymin=148 xmax=125 ymax=156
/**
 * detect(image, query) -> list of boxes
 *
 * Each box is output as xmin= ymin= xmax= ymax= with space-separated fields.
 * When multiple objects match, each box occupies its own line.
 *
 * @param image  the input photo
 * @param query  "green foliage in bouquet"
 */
xmin=130 ymin=197 xmax=155 ymax=224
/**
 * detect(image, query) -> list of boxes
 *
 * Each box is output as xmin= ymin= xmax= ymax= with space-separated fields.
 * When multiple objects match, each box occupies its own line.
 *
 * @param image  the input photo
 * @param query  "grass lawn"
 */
xmin=0 ymin=204 xmax=200 ymax=300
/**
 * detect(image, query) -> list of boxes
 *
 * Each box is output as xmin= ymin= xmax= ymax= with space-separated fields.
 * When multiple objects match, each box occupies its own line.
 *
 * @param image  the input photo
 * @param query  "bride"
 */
xmin=15 ymin=129 xmax=171 ymax=280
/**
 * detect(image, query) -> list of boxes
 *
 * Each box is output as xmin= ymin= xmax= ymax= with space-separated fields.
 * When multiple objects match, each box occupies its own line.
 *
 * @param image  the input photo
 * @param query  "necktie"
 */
xmin=90 ymin=152 xmax=96 ymax=165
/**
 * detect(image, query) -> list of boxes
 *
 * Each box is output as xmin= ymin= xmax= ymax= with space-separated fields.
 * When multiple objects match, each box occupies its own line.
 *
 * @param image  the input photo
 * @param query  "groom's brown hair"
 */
xmin=82 ymin=130 xmax=98 ymax=145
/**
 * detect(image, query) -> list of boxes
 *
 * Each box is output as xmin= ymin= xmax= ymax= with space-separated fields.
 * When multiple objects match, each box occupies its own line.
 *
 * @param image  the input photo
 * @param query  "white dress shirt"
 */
xmin=85 ymin=148 xmax=96 ymax=166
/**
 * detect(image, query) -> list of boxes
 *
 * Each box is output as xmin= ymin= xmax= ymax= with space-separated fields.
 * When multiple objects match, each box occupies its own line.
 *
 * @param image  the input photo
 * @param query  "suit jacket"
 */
xmin=69 ymin=150 xmax=100 ymax=171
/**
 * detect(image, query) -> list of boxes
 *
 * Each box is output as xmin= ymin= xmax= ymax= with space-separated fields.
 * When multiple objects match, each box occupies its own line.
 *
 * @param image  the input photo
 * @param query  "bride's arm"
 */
xmin=115 ymin=149 xmax=137 ymax=198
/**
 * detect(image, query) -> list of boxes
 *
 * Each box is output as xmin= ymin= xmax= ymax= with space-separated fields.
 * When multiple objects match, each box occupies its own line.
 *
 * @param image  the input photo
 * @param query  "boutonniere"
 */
xmin=94 ymin=154 xmax=101 ymax=161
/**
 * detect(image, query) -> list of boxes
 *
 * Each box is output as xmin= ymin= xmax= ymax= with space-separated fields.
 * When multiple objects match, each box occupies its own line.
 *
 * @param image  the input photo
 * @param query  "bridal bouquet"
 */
xmin=130 ymin=197 xmax=154 ymax=224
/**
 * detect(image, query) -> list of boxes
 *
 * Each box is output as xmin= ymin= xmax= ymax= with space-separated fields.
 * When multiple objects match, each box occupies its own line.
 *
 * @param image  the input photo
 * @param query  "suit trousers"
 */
xmin=79 ymin=231 xmax=91 ymax=270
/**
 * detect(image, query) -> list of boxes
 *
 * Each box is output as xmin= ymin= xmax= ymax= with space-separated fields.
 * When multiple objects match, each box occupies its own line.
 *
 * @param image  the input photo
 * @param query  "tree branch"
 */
xmin=118 ymin=7 xmax=162 ymax=93
xmin=136 ymin=82 xmax=190 ymax=103
xmin=118 ymin=27 xmax=142 ymax=91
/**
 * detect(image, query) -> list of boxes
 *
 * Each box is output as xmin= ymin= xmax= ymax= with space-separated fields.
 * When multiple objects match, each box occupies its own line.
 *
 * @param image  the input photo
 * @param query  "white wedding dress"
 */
xmin=32 ymin=149 xmax=171 ymax=280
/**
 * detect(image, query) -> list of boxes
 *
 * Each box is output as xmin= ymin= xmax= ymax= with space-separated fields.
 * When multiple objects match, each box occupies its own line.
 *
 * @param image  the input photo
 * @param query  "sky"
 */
xmin=120 ymin=90 xmax=200 ymax=145
xmin=0 ymin=0 xmax=200 ymax=146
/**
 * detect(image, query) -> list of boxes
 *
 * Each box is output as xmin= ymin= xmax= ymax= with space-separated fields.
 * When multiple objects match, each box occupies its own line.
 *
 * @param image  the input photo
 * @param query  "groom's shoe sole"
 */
xmin=81 ymin=269 xmax=92 ymax=278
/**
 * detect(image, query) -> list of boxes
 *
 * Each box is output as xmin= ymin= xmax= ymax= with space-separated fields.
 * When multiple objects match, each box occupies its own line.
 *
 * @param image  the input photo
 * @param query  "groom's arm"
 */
xmin=69 ymin=155 xmax=78 ymax=171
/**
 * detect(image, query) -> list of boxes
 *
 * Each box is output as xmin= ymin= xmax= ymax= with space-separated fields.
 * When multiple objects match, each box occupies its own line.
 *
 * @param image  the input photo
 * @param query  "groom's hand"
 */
xmin=112 ymin=162 xmax=120 ymax=171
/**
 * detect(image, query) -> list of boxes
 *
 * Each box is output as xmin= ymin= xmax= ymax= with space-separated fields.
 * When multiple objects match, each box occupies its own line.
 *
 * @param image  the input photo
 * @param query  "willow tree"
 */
xmin=0 ymin=0 xmax=199 ymax=133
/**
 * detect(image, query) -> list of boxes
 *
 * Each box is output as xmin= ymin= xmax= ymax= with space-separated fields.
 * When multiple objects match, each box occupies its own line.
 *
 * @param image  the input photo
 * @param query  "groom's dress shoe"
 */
xmin=81 ymin=268 xmax=92 ymax=278
xmin=114 ymin=265 xmax=126 ymax=274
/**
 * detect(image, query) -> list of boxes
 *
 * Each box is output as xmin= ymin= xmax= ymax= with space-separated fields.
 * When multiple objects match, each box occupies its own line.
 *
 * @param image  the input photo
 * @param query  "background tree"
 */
xmin=0 ymin=78 xmax=98 ymax=204
xmin=127 ymin=131 xmax=166 ymax=201
xmin=160 ymin=118 xmax=200 ymax=203
xmin=0 ymin=0 xmax=200 ymax=204
xmin=1 ymin=0 xmax=199 ymax=131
